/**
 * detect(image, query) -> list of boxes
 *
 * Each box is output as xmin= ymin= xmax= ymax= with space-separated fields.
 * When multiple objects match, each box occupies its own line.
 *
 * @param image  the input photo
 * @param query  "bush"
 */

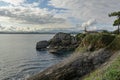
xmin=75 ymin=33 xmax=86 ymax=41
xmin=78 ymin=33 xmax=115 ymax=51
xmin=107 ymin=35 xmax=120 ymax=50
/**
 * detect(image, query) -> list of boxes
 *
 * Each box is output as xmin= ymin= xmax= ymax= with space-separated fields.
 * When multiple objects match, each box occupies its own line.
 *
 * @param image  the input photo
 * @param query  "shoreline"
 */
xmin=28 ymin=32 xmax=120 ymax=80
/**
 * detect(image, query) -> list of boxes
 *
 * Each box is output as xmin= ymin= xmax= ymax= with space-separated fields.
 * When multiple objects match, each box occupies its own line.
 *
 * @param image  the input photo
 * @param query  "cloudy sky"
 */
xmin=0 ymin=0 xmax=120 ymax=32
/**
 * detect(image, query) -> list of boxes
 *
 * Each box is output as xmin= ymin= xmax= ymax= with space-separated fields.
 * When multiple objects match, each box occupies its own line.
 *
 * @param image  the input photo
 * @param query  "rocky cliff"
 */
xmin=28 ymin=33 xmax=120 ymax=80
xmin=36 ymin=32 xmax=78 ymax=53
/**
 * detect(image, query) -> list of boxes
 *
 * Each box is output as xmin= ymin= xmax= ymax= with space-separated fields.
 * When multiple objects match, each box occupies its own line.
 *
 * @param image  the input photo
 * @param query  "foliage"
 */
xmin=109 ymin=11 xmax=120 ymax=17
xmin=75 ymin=33 xmax=115 ymax=52
xmin=109 ymin=11 xmax=120 ymax=34
xmin=101 ymin=30 xmax=111 ymax=34
xmin=107 ymin=35 xmax=120 ymax=51
xmin=112 ymin=29 xmax=120 ymax=34
xmin=113 ymin=18 xmax=120 ymax=26
xmin=81 ymin=34 xmax=114 ymax=50
xmin=83 ymin=53 xmax=120 ymax=80
xmin=75 ymin=33 xmax=86 ymax=41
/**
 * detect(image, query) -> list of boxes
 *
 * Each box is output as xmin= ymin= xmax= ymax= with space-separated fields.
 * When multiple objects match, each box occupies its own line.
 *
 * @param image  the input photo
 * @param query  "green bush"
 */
xmin=107 ymin=35 xmax=120 ymax=50
xmin=78 ymin=33 xmax=115 ymax=51
xmin=75 ymin=33 xmax=86 ymax=41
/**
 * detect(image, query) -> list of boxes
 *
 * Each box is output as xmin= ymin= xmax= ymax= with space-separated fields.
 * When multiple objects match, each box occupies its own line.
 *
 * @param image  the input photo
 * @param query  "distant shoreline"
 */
xmin=0 ymin=32 xmax=55 ymax=34
xmin=0 ymin=32 xmax=80 ymax=34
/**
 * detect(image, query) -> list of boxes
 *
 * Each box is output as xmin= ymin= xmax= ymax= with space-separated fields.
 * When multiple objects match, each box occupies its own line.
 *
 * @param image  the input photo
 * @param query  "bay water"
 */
xmin=0 ymin=34 xmax=71 ymax=80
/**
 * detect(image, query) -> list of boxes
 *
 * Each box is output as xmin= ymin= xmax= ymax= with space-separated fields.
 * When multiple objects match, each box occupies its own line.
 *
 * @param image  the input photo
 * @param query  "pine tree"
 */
xmin=109 ymin=11 xmax=120 ymax=34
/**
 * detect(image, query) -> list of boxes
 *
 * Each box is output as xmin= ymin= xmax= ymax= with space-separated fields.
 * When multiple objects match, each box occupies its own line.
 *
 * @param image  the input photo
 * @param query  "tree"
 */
xmin=109 ymin=11 xmax=120 ymax=34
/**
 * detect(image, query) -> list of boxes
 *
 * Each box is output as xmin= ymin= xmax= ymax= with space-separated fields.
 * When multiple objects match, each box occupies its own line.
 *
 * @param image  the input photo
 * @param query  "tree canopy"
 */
xmin=109 ymin=11 xmax=120 ymax=34
xmin=109 ymin=11 xmax=120 ymax=17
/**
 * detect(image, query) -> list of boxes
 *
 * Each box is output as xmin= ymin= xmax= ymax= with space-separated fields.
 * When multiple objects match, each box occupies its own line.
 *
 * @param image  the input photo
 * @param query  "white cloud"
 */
xmin=0 ymin=22 xmax=73 ymax=32
xmin=0 ymin=6 xmax=66 ymax=25
xmin=0 ymin=0 xmax=25 ymax=5
xmin=81 ymin=19 xmax=96 ymax=28
xmin=49 ymin=0 xmax=120 ymax=24
xmin=0 ymin=0 xmax=120 ymax=32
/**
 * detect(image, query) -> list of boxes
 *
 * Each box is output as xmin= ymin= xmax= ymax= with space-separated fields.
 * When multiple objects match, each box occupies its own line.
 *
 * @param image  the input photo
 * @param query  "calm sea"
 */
xmin=0 ymin=34 xmax=71 ymax=80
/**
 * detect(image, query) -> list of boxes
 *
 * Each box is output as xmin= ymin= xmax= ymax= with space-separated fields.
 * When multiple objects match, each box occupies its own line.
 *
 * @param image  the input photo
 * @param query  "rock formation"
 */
xmin=31 ymin=33 xmax=120 ymax=80
xmin=36 ymin=32 xmax=78 ymax=53
xmin=36 ymin=40 xmax=49 ymax=50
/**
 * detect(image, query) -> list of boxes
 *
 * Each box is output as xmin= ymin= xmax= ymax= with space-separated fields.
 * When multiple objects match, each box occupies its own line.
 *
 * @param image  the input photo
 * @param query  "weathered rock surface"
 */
xmin=31 ymin=33 xmax=120 ymax=80
xmin=48 ymin=32 xmax=78 ymax=53
xmin=36 ymin=32 xmax=78 ymax=53
xmin=28 ymin=48 xmax=113 ymax=80
xmin=36 ymin=40 xmax=49 ymax=50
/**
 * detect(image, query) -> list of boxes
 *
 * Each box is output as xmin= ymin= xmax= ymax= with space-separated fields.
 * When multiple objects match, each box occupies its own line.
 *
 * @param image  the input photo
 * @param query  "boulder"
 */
xmin=36 ymin=40 xmax=49 ymax=50
xmin=49 ymin=32 xmax=71 ymax=46
xmin=48 ymin=32 xmax=78 ymax=53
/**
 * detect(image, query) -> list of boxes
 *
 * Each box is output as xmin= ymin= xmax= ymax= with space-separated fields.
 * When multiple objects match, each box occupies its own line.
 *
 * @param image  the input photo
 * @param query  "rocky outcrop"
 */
xmin=36 ymin=32 xmax=78 ymax=53
xmin=36 ymin=40 xmax=49 ymax=50
xmin=48 ymin=32 xmax=78 ymax=53
xmin=31 ymin=33 xmax=119 ymax=80
xmin=27 ymin=49 xmax=113 ymax=80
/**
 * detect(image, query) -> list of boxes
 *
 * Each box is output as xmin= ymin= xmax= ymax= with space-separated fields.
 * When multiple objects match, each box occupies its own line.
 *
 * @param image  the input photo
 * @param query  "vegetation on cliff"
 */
xmin=107 ymin=35 xmax=120 ymax=50
xmin=76 ymin=33 xmax=115 ymax=52
xmin=28 ymin=32 xmax=120 ymax=80
xmin=82 ymin=34 xmax=120 ymax=80
xmin=31 ymin=10 xmax=120 ymax=79
xmin=83 ymin=52 xmax=120 ymax=80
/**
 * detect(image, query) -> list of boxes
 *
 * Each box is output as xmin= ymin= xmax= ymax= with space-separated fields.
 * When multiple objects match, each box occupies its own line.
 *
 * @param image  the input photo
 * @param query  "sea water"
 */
xmin=0 ymin=34 xmax=71 ymax=80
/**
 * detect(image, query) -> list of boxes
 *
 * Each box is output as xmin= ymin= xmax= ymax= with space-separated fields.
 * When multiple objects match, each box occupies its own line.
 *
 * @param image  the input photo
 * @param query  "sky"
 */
xmin=0 ymin=0 xmax=120 ymax=32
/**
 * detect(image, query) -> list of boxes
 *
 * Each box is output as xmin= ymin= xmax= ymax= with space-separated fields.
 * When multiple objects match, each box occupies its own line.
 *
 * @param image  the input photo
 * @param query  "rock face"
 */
xmin=28 ymin=49 xmax=113 ymax=80
xmin=48 ymin=32 xmax=78 ymax=53
xmin=36 ymin=40 xmax=49 ymax=50
xmin=31 ymin=33 xmax=119 ymax=80
xmin=36 ymin=32 xmax=78 ymax=53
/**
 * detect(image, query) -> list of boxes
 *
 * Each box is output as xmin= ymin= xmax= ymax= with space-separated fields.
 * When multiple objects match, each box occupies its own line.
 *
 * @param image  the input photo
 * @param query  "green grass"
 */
xmin=75 ymin=33 xmax=86 ymax=41
xmin=107 ymin=35 xmax=120 ymax=51
xmin=76 ymin=33 xmax=115 ymax=52
xmin=83 ymin=53 xmax=120 ymax=80
xmin=75 ymin=33 xmax=120 ymax=80
xmin=102 ymin=55 xmax=120 ymax=80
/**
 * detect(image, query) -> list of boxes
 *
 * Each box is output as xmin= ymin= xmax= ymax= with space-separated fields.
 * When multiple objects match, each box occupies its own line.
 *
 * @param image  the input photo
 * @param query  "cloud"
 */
xmin=0 ymin=22 xmax=73 ymax=32
xmin=81 ymin=19 xmax=96 ymax=28
xmin=0 ymin=6 xmax=66 ymax=25
xmin=0 ymin=0 xmax=25 ymax=5
xmin=49 ymin=0 xmax=120 ymax=24
xmin=0 ymin=0 xmax=120 ymax=32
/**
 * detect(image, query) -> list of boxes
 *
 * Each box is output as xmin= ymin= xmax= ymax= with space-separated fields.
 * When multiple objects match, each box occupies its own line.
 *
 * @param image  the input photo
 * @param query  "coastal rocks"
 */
xmin=48 ymin=32 xmax=78 ymax=53
xmin=36 ymin=32 xmax=78 ymax=53
xmin=36 ymin=40 xmax=49 ymax=50
xmin=49 ymin=32 xmax=75 ymax=46
xmin=28 ymin=49 xmax=113 ymax=80
xmin=30 ymin=34 xmax=120 ymax=80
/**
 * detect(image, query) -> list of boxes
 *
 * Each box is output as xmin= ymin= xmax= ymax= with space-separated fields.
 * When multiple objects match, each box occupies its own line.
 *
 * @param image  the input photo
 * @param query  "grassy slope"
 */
xmin=81 ymin=35 xmax=120 ymax=80
xmin=28 ymin=33 xmax=120 ymax=80
xmin=75 ymin=33 xmax=115 ymax=53
xmin=82 ymin=52 xmax=120 ymax=80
